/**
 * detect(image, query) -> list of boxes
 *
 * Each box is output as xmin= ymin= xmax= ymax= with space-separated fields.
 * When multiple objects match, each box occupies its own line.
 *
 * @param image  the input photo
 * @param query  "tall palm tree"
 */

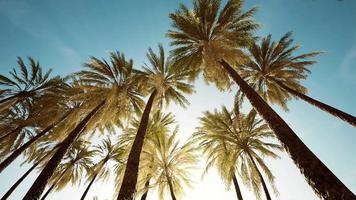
xmin=0 ymin=57 xmax=64 ymax=113
xmin=117 ymin=44 xmax=194 ymax=200
xmin=193 ymin=104 xmax=282 ymax=200
xmin=80 ymin=138 xmax=125 ymax=200
xmin=237 ymin=32 xmax=356 ymax=126
xmin=39 ymin=140 xmax=95 ymax=200
xmin=140 ymin=127 xmax=197 ymax=200
xmin=22 ymin=51 xmax=141 ymax=200
xmin=167 ymin=0 xmax=355 ymax=198
xmin=114 ymin=111 xmax=176 ymax=200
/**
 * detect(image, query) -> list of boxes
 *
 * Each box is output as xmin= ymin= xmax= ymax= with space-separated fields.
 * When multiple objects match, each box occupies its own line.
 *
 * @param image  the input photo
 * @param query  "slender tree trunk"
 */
xmin=1 ymin=146 xmax=57 ymax=200
xmin=219 ymin=60 xmax=355 ymax=200
xmin=273 ymin=79 xmax=356 ymax=126
xmin=40 ymin=167 xmax=69 ymax=200
xmin=39 ymin=183 xmax=55 ymax=200
xmin=167 ymin=176 xmax=177 ymax=200
xmin=117 ymin=91 xmax=157 ymax=200
xmin=247 ymin=152 xmax=271 ymax=200
xmin=80 ymin=163 xmax=103 ymax=200
xmin=140 ymin=179 xmax=150 ymax=200
xmin=232 ymin=174 xmax=244 ymax=200
xmin=1 ymin=159 xmax=40 ymax=200
xmin=0 ymin=126 xmax=24 ymax=142
xmin=0 ymin=110 xmax=72 ymax=173
xmin=22 ymin=101 xmax=105 ymax=200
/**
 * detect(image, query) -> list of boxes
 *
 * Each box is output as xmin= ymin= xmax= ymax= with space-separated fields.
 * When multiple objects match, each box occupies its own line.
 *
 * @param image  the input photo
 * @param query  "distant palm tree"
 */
xmin=141 ymin=127 xmax=197 ymax=200
xmin=80 ymin=138 xmax=125 ymax=200
xmin=39 ymin=140 xmax=95 ymax=200
xmin=193 ymin=104 xmax=282 ymax=200
xmin=167 ymin=0 xmax=355 ymax=198
xmin=237 ymin=32 xmax=356 ymax=126
xmin=0 ymin=57 xmax=64 ymax=113
xmin=117 ymin=44 xmax=194 ymax=200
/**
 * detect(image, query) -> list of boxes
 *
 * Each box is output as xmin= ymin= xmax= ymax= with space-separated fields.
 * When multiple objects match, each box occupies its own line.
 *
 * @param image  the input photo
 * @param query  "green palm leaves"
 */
xmin=193 ymin=104 xmax=282 ymax=200
xmin=167 ymin=0 xmax=258 ymax=90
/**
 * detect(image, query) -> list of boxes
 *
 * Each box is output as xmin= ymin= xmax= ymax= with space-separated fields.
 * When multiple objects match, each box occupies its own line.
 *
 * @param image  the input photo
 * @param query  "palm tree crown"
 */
xmin=167 ymin=0 xmax=258 ymax=90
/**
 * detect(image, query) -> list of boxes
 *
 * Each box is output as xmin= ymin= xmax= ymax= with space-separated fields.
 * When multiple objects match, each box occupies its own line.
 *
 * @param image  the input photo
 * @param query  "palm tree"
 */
xmin=140 ymin=127 xmax=197 ymax=200
xmin=117 ymin=44 xmax=194 ymax=200
xmin=0 ymin=57 xmax=64 ymax=113
xmin=193 ymin=104 xmax=282 ymax=200
xmin=117 ymin=111 xmax=176 ymax=199
xmin=237 ymin=32 xmax=356 ymax=126
xmin=167 ymin=0 xmax=355 ymax=198
xmin=39 ymin=140 xmax=95 ymax=200
xmin=80 ymin=138 xmax=125 ymax=200
xmin=23 ymin=51 xmax=141 ymax=200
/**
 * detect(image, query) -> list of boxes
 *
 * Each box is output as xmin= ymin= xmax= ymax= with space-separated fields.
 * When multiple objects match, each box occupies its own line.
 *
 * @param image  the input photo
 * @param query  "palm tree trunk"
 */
xmin=1 ymin=145 xmax=58 ymax=200
xmin=117 ymin=90 xmax=157 ymax=200
xmin=80 ymin=162 xmax=105 ymax=200
xmin=273 ymin=79 xmax=356 ymax=126
xmin=219 ymin=59 xmax=355 ymax=199
xmin=232 ymin=174 xmax=244 ymax=200
xmin=140 ymin=179 xmax=150 ymax=200
xmin=1 ymin=159 xmax=41 ymax=200
xmin=0 ymin=126 xmax=24 ymax=142
xmin=247 ymin=152 xmax=271 ymax=200
xmin=22 ymin=101 xmax=105 ymax=200
xmin=167 ymin=176 xmax=177 ymax=200
xmin=0 ymin=110 xmax=72 ymax=173
xmin=40 ymin=166 xmax=69 ymax=200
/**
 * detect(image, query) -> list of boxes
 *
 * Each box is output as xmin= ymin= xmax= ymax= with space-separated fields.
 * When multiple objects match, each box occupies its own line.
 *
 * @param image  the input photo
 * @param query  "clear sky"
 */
xmin=0 ymin=0 xmax=355 ymax=200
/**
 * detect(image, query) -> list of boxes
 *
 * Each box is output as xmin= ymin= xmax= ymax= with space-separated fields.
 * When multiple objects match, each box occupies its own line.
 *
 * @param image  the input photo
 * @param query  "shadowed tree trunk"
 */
xmin=117 ymin=90 xmax=157 ymax=200
xmin=232 ymin=174 xmax=244 ymax=200
xmin=247 ymin=151 xmax=271 ymax=200
xmin=219 ymin=59 xmax=355 ymax=199
xmin=167 ymin=176 xmax=177 ymax=200
xmin=273 ymin=79 xmax=356 ymax=126
xmin=140 ymin=179 xmax=150 ymax=200
xmin=0 ymin=126 xmax=24 ymax=142
xmin=0 ymin=110 xmax=72 ymax=173
xmin=80 ymin=162 xmax=106 ymax=200
xmin=22 ymin=101 xmax=105 ymax=200
xmin=40 ymin=167 xmax=69 ymax=200
xmin=0 ymin=146 xmax=58 ymax=200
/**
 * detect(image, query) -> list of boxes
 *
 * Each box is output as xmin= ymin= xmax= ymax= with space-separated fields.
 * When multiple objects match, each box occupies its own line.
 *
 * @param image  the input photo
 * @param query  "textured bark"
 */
xmin=117 ymin=91 xmax=157 ymax=200
xmin=0 ymin=110 xmax=72 ymax=173
xmin=273 ymin=79 xmax=356 ymax=126
xmin=167 ymin=176 xmax=177 ymax=200
xmin=247 ymin=152 xmax=271 ymax=200
xmin=22 ymin=101 xmax=105 ymax=200
xmin=219 ymin=60 xmax=355 ymax=200
xmin=140 ymin=179 xmax=150 ymax=200
xmin=232 ymin=174 xmax=244 ymax=200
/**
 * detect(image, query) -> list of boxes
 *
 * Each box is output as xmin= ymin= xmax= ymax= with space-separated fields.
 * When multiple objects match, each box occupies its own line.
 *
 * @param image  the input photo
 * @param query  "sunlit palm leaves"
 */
xmin=193 ymin=104 xmax=282 ymax=199
xmin=167 ymin=0 xmax=258 ymax=90
xmin=237 ymin=32 xmax=321 ymax=110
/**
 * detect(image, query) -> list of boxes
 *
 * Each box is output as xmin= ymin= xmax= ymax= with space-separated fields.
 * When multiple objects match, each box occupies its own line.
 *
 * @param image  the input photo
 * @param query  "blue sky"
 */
xmin=0 ymin=0 xmax=355 ymax=199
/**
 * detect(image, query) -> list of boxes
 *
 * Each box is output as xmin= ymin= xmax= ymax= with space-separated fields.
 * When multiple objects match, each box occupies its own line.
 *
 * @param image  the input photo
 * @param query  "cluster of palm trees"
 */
xmin=0 ymin=0 xmax=355 ymax=200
